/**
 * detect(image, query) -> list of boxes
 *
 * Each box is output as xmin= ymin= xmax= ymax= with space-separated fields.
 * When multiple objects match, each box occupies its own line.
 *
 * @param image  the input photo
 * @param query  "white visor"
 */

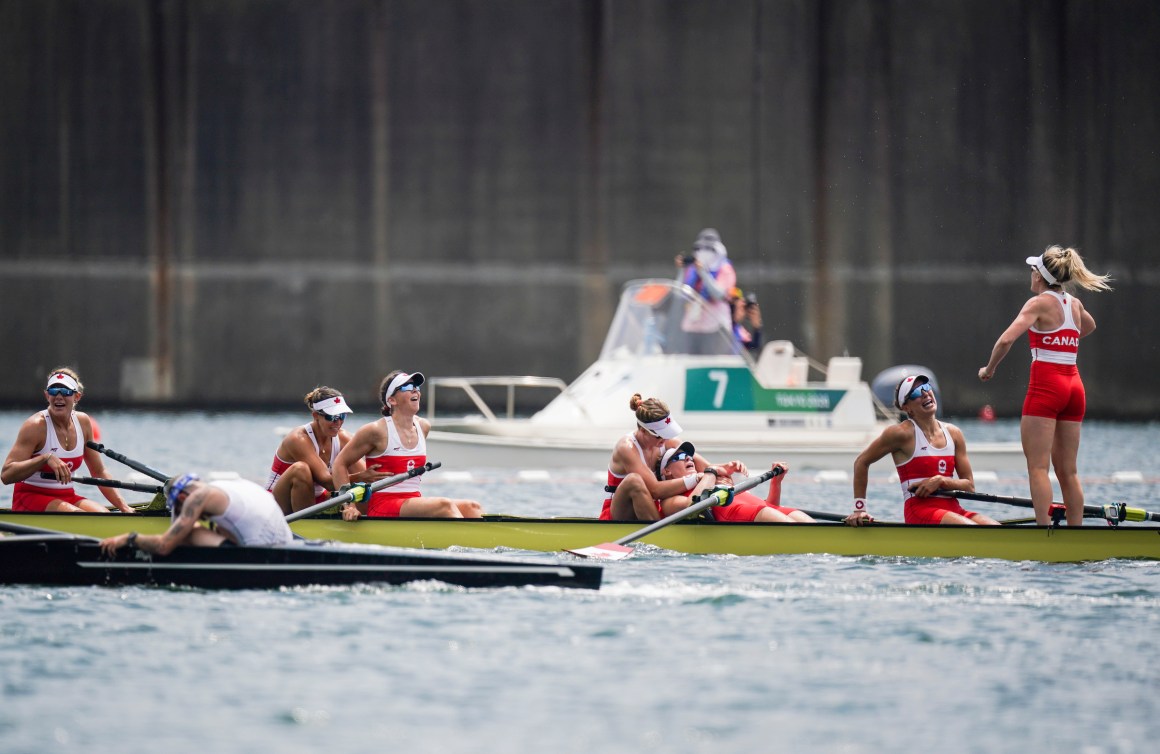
xmin=639 ymin=414 xmax=682 ymax=440
xmin=660 ymin=441 xmax=696 ymax=471
xmin=895 ymin=374 xmax=931 ymax=409
xmin=1025 ymin=255 xmax=1057 ymax=285
xmin=46 ymin=373 xmax=80 ymax=392
xmin=312 ymin=395 xmax=353 ymax=416
xmin=387 ymin=371 xmax=425 ymax=397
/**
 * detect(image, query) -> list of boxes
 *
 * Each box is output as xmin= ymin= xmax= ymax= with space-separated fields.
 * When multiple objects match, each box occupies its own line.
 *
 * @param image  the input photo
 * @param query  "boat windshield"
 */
xmin=599 ymin=279 xmax=744 ymax=359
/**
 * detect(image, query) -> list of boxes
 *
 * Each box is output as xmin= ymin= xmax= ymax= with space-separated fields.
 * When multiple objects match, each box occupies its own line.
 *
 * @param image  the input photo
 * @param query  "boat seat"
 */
xmin=825 ymin=356 xmax=863 ymax=386
xmin=756 ymin=341 xmax=808 ymax=387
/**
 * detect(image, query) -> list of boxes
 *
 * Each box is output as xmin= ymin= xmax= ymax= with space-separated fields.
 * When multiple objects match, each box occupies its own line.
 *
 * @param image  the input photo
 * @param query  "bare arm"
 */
xmin=1 ymin=418 xmax=52 ymax=485
xmin=853 ymin=425 xmax=908 ymax=500
xmin=617 ymin=440 xmax=699 ymax=501
xmin=1077 ymin=300 xmax=1096 ymax=338
xmin=979 ymin=297 xmax=1041 ymax=380
xmin=331 ymin=423 xmax=384 ymax=490
xmin=79 ymin=414 xmax=132 ymax=512
xmin=101 ymin=486 xmax=214 ymax=556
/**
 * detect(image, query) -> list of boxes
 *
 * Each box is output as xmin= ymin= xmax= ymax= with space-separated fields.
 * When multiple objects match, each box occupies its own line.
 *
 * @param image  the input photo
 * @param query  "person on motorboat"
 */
xmin=265 ymin=386 xmax=376 ymax=515
xmin=730 ymin=289 xmax=763 ymax=353
xmin=2 ymin=368 xmax=135 ymax=514
xmin=331 ymin=370 xmax=483 ymax=520
xmin=853 ymin=375 xmax=999 ymax=526
xmin=674 ymin=228 xmax=737 ymax=355
xmin=99 ymin=473 xmax=294 ymax=555
xmin=978 ymin=246 xmax=1111 ymax=526
xmin=600 ymin=393 xmax=724 ymax=521
xmin=654 ymin=442 xmax=814 ymax=522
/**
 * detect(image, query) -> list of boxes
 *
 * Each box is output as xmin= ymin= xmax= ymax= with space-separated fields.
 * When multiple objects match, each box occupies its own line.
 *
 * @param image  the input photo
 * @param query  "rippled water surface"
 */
xmin=2 ymin=411 xmax=1159 ymax=753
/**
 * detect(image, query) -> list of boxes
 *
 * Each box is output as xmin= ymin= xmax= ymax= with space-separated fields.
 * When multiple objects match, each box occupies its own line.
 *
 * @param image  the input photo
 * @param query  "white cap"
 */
xmin=46 ymin=372 xmax=80 ymax=392
xmin=639 ymin=414 xmax=683 ymax=439
xmin=1025 ymin=255 xmax=1057 ymax=285
xmin=895 ymin=374 xmax=931 ymax=410
xmin=660 ymin=441 xmax=696 ymax=471
xmin=312 ymin=395 xmax=353 ymax=416
xmin=386 ymin=371 xmax=425 ymax=397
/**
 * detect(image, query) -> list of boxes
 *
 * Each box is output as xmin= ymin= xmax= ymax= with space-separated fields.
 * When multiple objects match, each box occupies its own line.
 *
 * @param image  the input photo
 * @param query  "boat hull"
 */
xmin=4 ymin=511 xmax=1158 ymax=563
xmin=0 ymin=532 xmax=602 ymax=590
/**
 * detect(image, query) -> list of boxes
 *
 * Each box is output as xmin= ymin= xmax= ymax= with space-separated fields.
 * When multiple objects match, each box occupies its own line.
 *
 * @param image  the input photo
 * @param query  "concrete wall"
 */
xmin=2 ymin=0 xmax=1158 ymax=416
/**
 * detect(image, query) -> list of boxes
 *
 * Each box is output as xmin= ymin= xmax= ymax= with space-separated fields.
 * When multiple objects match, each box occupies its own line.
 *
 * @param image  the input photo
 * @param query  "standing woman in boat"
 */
xmin=265 ymin=386 xmax=376 ymax=515
xmin=331 ymin=371 xmax=483 ymax=519
xmin=1 ymin=368 xmax=135 ymax=513
xmin=853 ymin=375 xmax=999 ymax=526
xmin=601 ymin=394 xmax=721 ymax=521
xmin=978 ymin=246 xmax=1112 ymax=526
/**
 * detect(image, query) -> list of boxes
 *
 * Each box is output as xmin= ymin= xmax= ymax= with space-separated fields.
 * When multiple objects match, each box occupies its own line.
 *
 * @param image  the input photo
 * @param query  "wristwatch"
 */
xmin=126 ymin=531 xmax=139 ymax=550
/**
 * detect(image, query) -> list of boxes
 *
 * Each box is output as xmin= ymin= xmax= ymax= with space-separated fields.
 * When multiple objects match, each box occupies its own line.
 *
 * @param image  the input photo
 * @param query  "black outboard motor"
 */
xmin=871 ymin=365 xmax=941 ymax=417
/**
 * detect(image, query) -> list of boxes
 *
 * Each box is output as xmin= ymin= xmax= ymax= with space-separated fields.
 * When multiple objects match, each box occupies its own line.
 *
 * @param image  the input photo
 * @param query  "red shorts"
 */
xmin=11 ymin=482 xmax=88 ymax=512
xmin=904 ymin=496 xmax=980 ymax=525
xmin=367 ymin=490 xmax=422 ymax=518
xmin=712 ymin=491 xmax=799 ymax=522
xmin=1023 ymin=361 xmax=1085 ymax=422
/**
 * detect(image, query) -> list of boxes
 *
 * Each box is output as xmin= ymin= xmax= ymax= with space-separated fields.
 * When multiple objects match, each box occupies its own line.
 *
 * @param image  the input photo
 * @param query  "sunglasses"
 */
xmin=666 ymin=451 xmax=692 ymax=466
xmin=905 ymin=383 xmax=933 ymax=403
xmin=394 ymin=383 xmax=419 ymax=395
xmin=317 ymin=412 xmax=348 ymax=423
xmin=46 ymin=387 xmax=77 ymax=397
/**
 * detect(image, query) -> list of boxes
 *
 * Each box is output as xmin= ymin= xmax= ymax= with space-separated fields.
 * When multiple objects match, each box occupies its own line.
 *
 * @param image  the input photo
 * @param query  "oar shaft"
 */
xmin=43 ymin=473 xmax=163 ymax=494
xmin=612 ymin=467 xmax=780 ymax=547
xmin=86 ymin=442 xmax=170 ymax=483
xmin=284 ymin=461 xmax=441 ymax=522
xmin=950 ymin=490 xmax=1160 ymax=523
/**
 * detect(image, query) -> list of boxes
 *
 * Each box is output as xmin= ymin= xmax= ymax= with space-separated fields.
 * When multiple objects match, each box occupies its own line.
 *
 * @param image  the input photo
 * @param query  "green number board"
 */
xmin=683 ymin=367 xmax=846 ymax=412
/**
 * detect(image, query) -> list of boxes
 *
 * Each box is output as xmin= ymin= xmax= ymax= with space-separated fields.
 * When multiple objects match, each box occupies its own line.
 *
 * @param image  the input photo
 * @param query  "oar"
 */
xmin=86 ymin=441 xmax=170 ymax=483
xmin=284 ymin=461 xmax=441 ymax=522
xmin=948 ymin=490 xmax=1160 ymax=524
xmin=568 ymin=467 xmax=782 ymax=560
xmin=41 ymin=473 xmax=163 ymax=495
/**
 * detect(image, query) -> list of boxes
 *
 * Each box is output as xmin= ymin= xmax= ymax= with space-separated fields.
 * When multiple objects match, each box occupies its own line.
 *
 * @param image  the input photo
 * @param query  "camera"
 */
xmin=680 ymin=255 xmax=696 ymax=265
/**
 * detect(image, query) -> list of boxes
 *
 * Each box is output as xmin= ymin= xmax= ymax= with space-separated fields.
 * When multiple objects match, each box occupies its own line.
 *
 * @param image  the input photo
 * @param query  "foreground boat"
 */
xmin=426 ymin=279 xmax=1024 ymax=472
xmin=0 ymin=530 xmax=602 ymax=590
xmin=4 ymin=510 xmax=1158 ymax=563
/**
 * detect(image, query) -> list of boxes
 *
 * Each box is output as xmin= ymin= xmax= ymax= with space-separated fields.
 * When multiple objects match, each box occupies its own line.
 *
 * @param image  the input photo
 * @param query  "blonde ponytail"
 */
xmin=1043 ymin=245 xmax=1112 ymax=292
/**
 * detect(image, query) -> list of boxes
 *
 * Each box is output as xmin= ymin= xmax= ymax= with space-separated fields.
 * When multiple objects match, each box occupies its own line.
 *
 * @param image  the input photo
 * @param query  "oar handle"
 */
xmin=796 ymin=508 xmax=855 ymax=523
xmin=284 ymin=461 xmax=441 ymax=522
xmin=86 ymin=441 xmax=170 ymax=483
xmin=611 ymin=466 xmax=781 ymax=548
xmin=43 ymin=473 xmax=163 ymax=494
xmin=949 ymin=490 xmax=1160 ymax=524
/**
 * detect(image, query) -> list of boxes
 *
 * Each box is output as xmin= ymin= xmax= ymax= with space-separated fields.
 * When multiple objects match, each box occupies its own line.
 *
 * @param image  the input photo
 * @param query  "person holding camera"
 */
xmin=731 ymin=289 xmax=763 ymax=353
xmin=674 ymin=228 xmax=737 ymax=354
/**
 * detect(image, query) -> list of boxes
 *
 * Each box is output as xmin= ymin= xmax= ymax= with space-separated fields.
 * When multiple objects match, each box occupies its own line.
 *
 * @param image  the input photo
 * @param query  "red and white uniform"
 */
xmin=897 ymin=419 xmax=978 ymax=525
xmin=710 ymin=490 xmax=799 ymax=522
xmin=599 ymin=435 xmax=661 ymax=520
xmin=264 ymin=424 xmax=339 ymax=503
xmin=12 ymin=411 xmax=88 ymax=512
xmin=1025 ymin=290 xmax=1085 ymax=422
xmin=365 ymin=417 xmax=426 ymax=517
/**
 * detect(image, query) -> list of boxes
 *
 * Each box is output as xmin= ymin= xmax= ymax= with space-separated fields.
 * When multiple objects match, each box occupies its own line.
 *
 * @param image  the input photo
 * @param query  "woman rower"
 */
xmin=331 ymin=371 xmax=482 ymax=519
xmin=601 ymin=393 xmax=719 ymax=521
xmin=1 ymin=368 xmax=135 ymax=513
xmin=265 ymin=386 xmax=374 ymax=515
xmin=978 ymin=246 xmax=1112 ymax=525
xmin=654 ymin=443 xmax=814 ymax=522
xmin=853 ymin=375 xmax=999 ymax=526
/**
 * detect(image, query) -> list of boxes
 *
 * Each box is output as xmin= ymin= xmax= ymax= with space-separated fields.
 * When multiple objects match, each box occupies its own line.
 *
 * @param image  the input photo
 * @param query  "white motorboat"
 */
xmin=427 ymin=279 xmax=1024 ymax=473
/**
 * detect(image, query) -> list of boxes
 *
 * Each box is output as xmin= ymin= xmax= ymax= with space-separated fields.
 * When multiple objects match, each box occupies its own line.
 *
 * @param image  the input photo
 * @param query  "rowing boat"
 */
xmin=4 ymin=510 xmax=1158 ymax=563
xmin=426 ymin=279 xmax=1025 ymax=472
xmin=0 ymin=530 xmax=602 ymax=590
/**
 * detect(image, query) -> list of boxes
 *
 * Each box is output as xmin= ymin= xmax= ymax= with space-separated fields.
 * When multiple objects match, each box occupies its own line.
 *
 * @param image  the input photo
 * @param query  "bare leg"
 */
xmin=609 ymin=474 xmax=659 ymax=521
xmin=1021 ymin=415 xmax=1057 ymax=525
xmin=453 ymin=499 xmax=484 ymax=518
xmin=270 ymin=462 xmax=317 ymax=514
xmin=46 ymin=499 xmax=85 ymax=512
xmin=1051 ymin=420 xmax=1085 ymax=526
xmin=400 ymin=497 xmax=466 ymax=519
xmin=753 ymin=507 xmax=794 ymax=523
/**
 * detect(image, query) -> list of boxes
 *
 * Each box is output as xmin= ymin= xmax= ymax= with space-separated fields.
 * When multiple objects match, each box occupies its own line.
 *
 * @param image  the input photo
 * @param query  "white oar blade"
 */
xmin=565 ymin=542 xmax=635 ymax=561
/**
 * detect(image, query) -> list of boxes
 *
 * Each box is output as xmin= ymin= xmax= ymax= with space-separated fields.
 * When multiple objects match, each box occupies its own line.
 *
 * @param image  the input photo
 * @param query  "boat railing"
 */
xmin=426 ymin=376 xmax=571 ymax=422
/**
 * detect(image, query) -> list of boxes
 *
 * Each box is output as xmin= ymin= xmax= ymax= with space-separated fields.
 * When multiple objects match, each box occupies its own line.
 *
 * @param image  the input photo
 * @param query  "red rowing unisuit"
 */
xmin=364 ymin=417 xmax=426 ymax=517
xmin=896 ymin=419 xmax=979 ymax=525
xmin=12 ymin=411 xmax=86 ymax=512
xmin=1025 ymin=290 xmax=1086 ymax=422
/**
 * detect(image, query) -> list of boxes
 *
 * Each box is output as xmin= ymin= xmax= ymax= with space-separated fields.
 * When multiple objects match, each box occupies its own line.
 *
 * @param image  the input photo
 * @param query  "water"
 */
xmin=2 ymin=410 xmax=1159 ymax=753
